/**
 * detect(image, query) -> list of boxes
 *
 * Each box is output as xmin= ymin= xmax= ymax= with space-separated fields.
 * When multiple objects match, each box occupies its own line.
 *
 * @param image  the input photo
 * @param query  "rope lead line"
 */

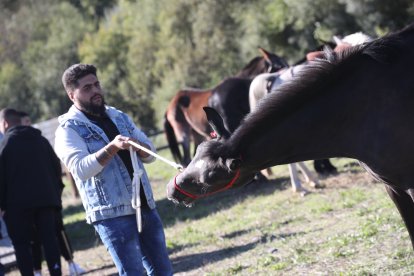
xmin=127 ymin=140 xmax=184 ymax=171
xmin=130 ymin=146 xmax=143 ymax=233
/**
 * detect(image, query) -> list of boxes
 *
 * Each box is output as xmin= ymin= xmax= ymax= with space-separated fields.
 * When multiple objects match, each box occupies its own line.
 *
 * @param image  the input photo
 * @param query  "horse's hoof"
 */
xmin=292 ymin=187 xmax=310 ymax=196
xmin=308 ymin=181 xmax=323 ymax=189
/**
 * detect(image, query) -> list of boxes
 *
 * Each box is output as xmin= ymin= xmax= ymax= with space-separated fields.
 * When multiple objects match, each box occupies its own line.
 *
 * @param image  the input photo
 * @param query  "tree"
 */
xmin=21 ymin=2 xmax=92 ymax=121
xmin=339 ymin=0 xmax=414 ymax=34
xmin=79 ymin=0 xmax=157 ymax=130
xmin=1 ymin=0 xmax=414 ymax=128
xmin=0 ymin=62 xmax=34 ymax=114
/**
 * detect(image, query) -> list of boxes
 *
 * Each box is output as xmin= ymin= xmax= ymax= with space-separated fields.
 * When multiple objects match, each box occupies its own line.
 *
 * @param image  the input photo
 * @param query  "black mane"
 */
xmin=228 ymin=24 xmax=413 ymax=152
xmin=236 ymin=56 xmax=266 ymax=79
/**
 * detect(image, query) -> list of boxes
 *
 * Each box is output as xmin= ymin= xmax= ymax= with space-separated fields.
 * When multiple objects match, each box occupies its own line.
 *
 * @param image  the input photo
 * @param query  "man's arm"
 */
xmin=55 ymin=126 xmax=104 ymax=181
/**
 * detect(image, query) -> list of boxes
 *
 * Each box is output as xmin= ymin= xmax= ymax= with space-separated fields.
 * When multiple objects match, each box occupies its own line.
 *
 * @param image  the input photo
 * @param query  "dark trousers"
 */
xmin=0 ymin=220 xmax=4 ymax=276
xmin=4 ymin=207 xmax=61 ymax=276
xmin=32 ymin=210 xmax=73 ymax=270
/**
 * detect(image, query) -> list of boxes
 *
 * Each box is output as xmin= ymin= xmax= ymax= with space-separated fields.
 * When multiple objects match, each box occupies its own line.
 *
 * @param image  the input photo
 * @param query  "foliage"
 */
xmin=0 ymin=62 xmax=33 ymax=112
xmin=0 ymin=0 xmax=413 ymax=127
xmin=21 ymin=2 xmax=92 ymax=120
xmin=0 ymin=0 xmax=93 ymax=120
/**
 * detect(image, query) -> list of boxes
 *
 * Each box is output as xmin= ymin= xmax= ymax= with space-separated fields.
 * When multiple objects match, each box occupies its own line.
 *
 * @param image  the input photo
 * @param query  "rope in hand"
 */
xmin=128 ymin=140 xmax=184 ymax=233
xmin=127 ymin=141 xmax=184 ymax=171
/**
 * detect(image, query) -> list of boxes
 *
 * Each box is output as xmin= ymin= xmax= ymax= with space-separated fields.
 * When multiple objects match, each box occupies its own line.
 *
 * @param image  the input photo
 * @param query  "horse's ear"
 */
xmin=258 ymin=46 xmax=289 ymax=71
xmin=258 ymin=47 xmax=272 ymax=64
xmin=203 ymin=107 xmax=231 ymax=139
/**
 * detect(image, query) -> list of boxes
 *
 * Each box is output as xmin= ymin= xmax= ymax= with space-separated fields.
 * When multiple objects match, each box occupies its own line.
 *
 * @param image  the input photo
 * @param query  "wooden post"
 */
xmin=63 ymin=166 xmax=79 ymax=199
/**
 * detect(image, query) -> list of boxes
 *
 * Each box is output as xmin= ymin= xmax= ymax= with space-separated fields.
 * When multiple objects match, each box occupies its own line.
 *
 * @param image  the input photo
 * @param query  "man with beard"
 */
xmin=54 ymin=64 xmax=172 ymax=275
xmin=0 ymin=108 xmax=62 ymax=276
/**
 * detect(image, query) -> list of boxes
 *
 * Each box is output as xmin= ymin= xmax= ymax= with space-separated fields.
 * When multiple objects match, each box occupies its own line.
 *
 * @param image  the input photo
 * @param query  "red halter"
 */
xmin=173 ymin=169 xmax=241 ymax=200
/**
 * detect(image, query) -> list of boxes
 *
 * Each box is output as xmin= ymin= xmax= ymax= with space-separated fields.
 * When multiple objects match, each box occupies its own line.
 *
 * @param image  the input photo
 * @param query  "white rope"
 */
xmin=127 ymin=140 xmax=183 ymax=171
xmin=129 ymin=146 xmax=143 ymax=233
xmin=128 ymin=140 xmax=184 ymax=232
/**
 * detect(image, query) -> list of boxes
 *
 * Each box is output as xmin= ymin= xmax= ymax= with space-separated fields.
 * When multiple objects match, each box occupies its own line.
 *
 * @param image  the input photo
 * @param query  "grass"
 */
xmin=58 ymin=154 xmax=414 ymax=275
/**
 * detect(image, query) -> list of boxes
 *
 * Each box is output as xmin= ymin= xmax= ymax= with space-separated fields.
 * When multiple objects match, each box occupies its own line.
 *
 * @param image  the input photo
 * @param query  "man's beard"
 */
xmin=79 ymin=95 xmax=106 ymax=116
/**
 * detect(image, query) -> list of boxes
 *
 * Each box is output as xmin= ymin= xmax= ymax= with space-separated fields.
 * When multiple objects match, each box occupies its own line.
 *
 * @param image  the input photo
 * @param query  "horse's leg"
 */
xmin=260 ymin=168 xmax=273 ymax=178
xmin=181 ymin=135 xmax=192 ymax=166
xmin=265 ymin=167 xmax=273 ymax=176
xmin=313 ymin=159 xmax=338 ymax=175
xmin=313 ymin=160 xmax=326 ymax=174
xmin=322 ymin=159 xmax=338 ymax=174
xmin=385 ymin=185 xmax=414 ymax=250
xmin=289 ymin=163 xmax=309 ymax=196
xmin=297 ymin=162 xmax=322 ymax=188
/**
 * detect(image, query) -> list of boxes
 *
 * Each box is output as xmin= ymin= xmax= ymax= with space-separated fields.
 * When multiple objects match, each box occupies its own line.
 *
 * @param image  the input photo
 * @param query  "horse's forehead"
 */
xmin=194 ymin=159 xmax=206 ymax=169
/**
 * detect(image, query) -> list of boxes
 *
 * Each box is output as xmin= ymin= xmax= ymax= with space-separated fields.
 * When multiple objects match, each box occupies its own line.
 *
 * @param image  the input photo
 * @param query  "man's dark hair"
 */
xmin=0 ymin=108 xmax=21 ymax=126
xmin=62 ymin=64 xmax=97 ymax=93
xmin=17 ymin=111 xmax=29 ymax=118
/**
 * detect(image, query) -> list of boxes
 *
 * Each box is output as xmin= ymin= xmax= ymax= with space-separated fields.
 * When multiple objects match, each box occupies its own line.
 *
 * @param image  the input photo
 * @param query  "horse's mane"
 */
xmin=235 ymin=56 xmax=265 ymax=78
xmin=228 ymin=24 xmax=413 ymax=151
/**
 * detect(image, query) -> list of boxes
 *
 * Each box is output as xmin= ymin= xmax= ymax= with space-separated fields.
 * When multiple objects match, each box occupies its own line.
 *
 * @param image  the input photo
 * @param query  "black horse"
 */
xmin=164 ymin=48 xmax=288 ymax=166
xmin=167 ymin=23 xmax=414 ymax=250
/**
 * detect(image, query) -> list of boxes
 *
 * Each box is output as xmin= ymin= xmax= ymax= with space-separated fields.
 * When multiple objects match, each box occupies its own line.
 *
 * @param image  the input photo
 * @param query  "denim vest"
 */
xmin=59 ymin=107 xmax=156 ymax=224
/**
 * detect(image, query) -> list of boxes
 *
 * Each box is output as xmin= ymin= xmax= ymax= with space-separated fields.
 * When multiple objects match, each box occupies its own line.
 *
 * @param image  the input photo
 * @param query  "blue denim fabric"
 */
xmin=57 ymin=106 xmax=156 ymax=223
xmin=93 ymin=208 xmax=173 ymax=276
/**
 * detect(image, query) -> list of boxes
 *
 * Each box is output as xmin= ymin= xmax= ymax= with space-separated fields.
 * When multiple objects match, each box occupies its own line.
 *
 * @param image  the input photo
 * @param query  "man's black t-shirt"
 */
xmin=83 ymin=112 xmax=147 ymax=207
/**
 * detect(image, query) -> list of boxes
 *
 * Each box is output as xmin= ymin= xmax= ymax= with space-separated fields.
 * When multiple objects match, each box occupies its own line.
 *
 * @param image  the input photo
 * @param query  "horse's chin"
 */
xmin=167 ymin=196 xmax=195 ymax=208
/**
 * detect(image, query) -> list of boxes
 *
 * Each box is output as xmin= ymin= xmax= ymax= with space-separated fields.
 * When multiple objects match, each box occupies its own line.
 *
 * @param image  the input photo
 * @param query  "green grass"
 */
xmin=61 ymin=157 xmax=414 ymax=275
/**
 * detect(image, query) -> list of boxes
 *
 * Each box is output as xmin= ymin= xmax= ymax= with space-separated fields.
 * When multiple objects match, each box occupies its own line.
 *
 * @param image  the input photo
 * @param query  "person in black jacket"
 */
xmin=16 ymin=111 xmax=86 ymax=276
xmin=0 ymin=108 xmax=62 ymax=276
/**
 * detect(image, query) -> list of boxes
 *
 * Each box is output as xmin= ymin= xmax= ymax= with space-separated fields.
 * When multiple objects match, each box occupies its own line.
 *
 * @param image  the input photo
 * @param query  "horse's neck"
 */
xmin=235 ymin=60 xmax=266 ymax=79
xmin=230 ymin=81 xmax=372 ymax=171
xmin=228 ymin=27 xmax=414 ymax=182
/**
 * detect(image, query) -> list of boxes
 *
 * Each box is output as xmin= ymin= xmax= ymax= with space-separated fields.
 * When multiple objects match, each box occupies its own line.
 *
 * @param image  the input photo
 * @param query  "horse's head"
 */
xmin=236 ymin=48 xmax=289 ymax=79
xmin=258 ymin=47 xmax=289 ymax=73
xmin=166 ymin=107 xmax=256 ymax=206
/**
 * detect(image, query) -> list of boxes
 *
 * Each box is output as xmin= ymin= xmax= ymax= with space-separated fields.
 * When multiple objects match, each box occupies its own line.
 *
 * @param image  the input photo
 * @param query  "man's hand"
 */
xmin=96 ymin=135 xmax=150 ymax=165
xmin=111 ymin=135 xmax=133 ymax=150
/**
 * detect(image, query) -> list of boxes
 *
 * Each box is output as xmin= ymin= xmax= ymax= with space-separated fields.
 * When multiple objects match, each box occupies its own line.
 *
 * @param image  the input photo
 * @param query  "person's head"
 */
xmin=0 ymin=108 xmax=22 ymax=134
xmin=62 ymin=63 xmax=106 ymax=116
xmin=17 ymin=111 xmax=31 ymax=126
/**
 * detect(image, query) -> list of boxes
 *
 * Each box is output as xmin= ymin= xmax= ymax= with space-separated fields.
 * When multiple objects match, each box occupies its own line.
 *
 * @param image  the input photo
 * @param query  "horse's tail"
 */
xmin=163 ymin=113 xmax=183 ymax=164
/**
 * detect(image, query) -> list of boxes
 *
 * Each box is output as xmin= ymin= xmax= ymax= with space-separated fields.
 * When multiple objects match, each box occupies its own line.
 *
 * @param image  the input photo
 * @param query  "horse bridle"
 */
xmin=173 ymin=169 xmax=241 ymax=200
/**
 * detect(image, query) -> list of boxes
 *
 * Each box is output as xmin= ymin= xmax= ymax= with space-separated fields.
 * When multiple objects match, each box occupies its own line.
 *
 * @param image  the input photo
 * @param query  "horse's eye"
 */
xmin=208 ymin=171 xmax=216 ymax=179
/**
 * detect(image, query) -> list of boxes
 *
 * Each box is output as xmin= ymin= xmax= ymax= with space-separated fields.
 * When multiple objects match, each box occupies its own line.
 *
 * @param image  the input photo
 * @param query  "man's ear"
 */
xmin=2 ymin=120 xmax=9 ymax=133
xmin=67 ymin=91 xmax=75 ymax=101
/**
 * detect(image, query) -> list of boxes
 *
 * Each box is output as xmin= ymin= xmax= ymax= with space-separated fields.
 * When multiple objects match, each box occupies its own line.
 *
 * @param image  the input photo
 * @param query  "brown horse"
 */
xmin=164 ymin=48 xmax=288 ymax=166
xmin=167 ymin=23 xmax=414 ymax=252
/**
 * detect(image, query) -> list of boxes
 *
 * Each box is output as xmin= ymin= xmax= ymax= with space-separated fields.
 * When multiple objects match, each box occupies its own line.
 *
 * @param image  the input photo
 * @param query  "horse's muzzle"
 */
xmin=166 ymin=178 xmax=195 ymax=207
